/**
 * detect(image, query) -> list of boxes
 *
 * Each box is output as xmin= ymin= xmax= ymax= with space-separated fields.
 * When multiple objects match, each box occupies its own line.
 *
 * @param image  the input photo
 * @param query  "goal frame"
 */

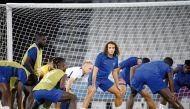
xmin=5 ymin=1 xmax=190 ymax=61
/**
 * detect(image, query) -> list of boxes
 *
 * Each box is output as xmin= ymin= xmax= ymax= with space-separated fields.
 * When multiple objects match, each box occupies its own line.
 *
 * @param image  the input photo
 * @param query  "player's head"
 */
xmin=82 ymin=60 xmax=93 ymax=75
xmin=53 ymin=57 xmax=67 ymax=72
xmin=142 ymin=57 xmax=150 ymax=63
xmin=35 ymin=33 xmax=47 ymax=48
xmin=104 ymin=41 xmax=120 ymax=56
xmin=137 ymin=58 xmax=142 ymax=65
xmin=183 ymin=60 xmax=190 ymax=73
xmin=163 ymin=57 xmax=173 ymax=66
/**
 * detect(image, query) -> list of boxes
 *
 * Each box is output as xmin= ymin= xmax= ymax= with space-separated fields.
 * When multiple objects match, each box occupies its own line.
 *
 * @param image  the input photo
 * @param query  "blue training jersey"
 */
xmin=174 ymin=64 xmax=190 ymax=86
xmin=136 ymin=61 xmax=173 ymax=79
xmin=93 ymin=52 xmax=118 ymax=78
xmin=119 ymin=57 xmax=138 ymax=83
xmin=28 ymin=47 xmax=37 ymax=67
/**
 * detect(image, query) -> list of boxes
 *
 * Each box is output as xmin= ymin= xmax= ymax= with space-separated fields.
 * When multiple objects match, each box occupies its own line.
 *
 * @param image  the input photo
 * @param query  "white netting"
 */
xmin=6 ymin=2 xmax=190 ymax=109
xmin=0 ymin=4 xmax=7 ymax=60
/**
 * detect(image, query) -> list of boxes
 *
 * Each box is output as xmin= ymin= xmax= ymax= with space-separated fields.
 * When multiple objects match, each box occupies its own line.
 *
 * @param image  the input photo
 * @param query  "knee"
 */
xmin=164 ymin=95 xmax=174 ymax=103
xmin=115 ymin=92 xmax=122 ymax=98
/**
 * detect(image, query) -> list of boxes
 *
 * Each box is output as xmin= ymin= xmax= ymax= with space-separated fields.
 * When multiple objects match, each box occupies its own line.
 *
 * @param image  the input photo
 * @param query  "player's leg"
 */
xmin=11 ymin=89 xmax=16 ymax=109
xmin=27 ymin=91 xmax=35 ymax=109
xmin=0 ymin=83 xmax=11 ymax=107
xmin=127 ymin=87 xmax=137 ymax=109
xmin=140 ymin=89 xmax=156 ymax=109
xmin=59 ymin=92 xmax=77 ymax=109
xmin=100 ymin=79 xmax=122 ymax=107
xmin=159 ymin=97 xmax=167 ymax=109
xmin=158 ymin=88 xmax=184 ymax=109
xmin=108 ymin=84 xmax=122 ymax=107
xmin=32 ymin=100 xmax=40 ymax=109
xmin=23 ymin=86 xmax=30 ymax=109
xmin=42 ymin=100 xmax=52 ymax=109
xmin=0 ymin=91 xmax=1 ymax=100
xmin=82 ymin=85 xmax=96 ymax=108
xmin=23 ymin=85 xmax=34 ymax=109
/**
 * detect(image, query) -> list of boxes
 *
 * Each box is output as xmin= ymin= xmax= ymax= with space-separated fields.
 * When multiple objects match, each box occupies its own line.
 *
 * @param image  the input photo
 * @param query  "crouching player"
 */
xmin=0 ymin=61 xmax=29 ymax=109
xmin=159 ymin=60 xmax=190 ymax=109
xmin=118 ymin=57 xmax=156 ymax=109
xmin=32 ymin=57 xmax=77 ymax=109
xmin=131 ymin=57 xmax=184 ymax=109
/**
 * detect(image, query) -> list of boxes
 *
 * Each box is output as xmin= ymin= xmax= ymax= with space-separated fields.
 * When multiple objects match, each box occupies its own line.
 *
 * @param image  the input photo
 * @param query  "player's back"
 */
xmin=136 ymin=61 xmax=172 ymax=79
xmin=65 ymin=66 xmax=83 ymax=79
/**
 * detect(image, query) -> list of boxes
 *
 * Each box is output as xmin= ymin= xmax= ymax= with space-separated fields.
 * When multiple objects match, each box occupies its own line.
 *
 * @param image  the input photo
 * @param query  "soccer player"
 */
xmin=131 ymin=57 xmax=184 ymax=109
xmin=66 ymin=60 xmax=93 ymax=93
xmin=118 ymin=57 xmax=156 ymax=109
xmin=117 ymin=57 xmax=143 ymax=96
xmin=159 ymin=60 xmax=190 ymax=109
xmin=59 ymin=60 xmax=93 ymax=109
xmin=21 ymin=33 xmax=47 ymax=109
xmin=32 ymin=57 xmax=77 ymax=109
xmin=82 ymin=41 xmax=122 ymax=109
xmin=0 ymin=61 xmax=29 ymax=109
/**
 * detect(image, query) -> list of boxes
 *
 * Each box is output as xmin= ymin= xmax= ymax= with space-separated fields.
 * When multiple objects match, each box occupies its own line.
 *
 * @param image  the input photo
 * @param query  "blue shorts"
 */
xmin=88 ymin=77 xmax=114 ymax=92
xmin=33 ymin=88 xmax=64 ymax=105
xmin=0 ymin=67 xmax=12 ymax=83
xmin=131 ymin=70 xmax=167 ymax=94
xmin=0 ymin=67 xmax=27 ymax=84
xmin=17 ymin=69 xmax=27 ymax=84
xmin=119 ymin=70 xmax=130 ymax=86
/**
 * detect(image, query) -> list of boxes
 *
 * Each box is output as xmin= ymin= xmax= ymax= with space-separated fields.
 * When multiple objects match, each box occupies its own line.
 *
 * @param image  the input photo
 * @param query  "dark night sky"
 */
xmin=1 ymin=0 xmax=92 ymax=3
xmin=1 ymin=0 xmax=63 ymax=3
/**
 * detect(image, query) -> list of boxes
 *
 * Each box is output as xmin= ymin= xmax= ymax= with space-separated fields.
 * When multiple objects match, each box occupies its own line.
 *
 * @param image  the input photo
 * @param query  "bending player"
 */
xmin=118 ymin=57 xmax=156 ymax=109
xmin=82 ymin=41 xmax=123 ymax=109
xmin=0 ymin=61 xmax=29 ymax=109
xmin=43 ymin=60 xmax=93 ymax=109
xmin=117 ymin=57 xmax=143 ymax=96
xmin=131 ymin=57 xmax=184 ymax=109
xmin=59 ymin=60 xmax=93 ymax=109
xmin=21 ymin=33 xmax=47 ymax=109
xmin=159 ymin=60 xmax=190 ymax=109
xmin=32 ymin=57 xmax=77 ymax=109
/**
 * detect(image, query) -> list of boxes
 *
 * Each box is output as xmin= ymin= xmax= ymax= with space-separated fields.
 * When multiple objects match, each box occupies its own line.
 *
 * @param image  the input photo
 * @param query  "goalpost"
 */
xmin=4 ymin=2 xmax=190 ymax=108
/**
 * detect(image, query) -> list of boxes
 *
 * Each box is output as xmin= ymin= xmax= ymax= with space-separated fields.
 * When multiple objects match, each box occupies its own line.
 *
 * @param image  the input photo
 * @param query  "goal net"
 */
xmin=4 ymin=2 xmax=190 ymax=109
xmin=0 ymin=4 xmax=7 ymax=60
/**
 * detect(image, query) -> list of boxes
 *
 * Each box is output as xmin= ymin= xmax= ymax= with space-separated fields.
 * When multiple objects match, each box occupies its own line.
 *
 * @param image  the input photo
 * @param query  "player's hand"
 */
xmin=37 ymin=68 xmax=43 ymax=76
xmin=116 ymin=79 xmax=126 ymax=94
xmin=118 ymin=85 xmax=126 ymax=96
